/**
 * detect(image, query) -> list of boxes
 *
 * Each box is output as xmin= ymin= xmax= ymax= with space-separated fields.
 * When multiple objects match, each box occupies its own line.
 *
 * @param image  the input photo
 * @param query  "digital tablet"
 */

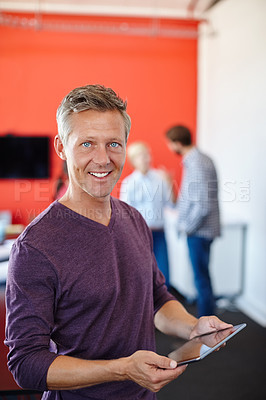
xmin=168 ymin=323 xmax=246 ymax=366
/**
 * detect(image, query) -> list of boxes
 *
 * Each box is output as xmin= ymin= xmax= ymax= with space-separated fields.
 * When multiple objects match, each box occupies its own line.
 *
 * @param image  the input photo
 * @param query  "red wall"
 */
xmin=0 ymin=13 xmax=198 ymax=225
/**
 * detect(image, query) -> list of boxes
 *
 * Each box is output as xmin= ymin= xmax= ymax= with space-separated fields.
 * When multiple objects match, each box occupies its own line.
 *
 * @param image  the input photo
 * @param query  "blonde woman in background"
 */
xmin=120 ymin=142 xmax=174 ymax=288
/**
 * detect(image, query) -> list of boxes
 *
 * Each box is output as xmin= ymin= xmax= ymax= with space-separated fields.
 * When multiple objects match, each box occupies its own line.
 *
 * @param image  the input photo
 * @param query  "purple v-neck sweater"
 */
xmin=5 ymin=198 xmax=175 ymax=399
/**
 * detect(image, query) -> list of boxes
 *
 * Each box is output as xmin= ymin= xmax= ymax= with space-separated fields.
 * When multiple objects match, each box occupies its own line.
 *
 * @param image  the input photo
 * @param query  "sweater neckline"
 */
xmin=54 ymin=198 xmax=116 ymax=232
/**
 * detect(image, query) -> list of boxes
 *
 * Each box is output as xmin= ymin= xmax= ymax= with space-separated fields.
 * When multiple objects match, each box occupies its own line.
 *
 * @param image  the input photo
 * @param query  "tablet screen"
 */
xmin=168 ymin=323 xmax=246 ymax=366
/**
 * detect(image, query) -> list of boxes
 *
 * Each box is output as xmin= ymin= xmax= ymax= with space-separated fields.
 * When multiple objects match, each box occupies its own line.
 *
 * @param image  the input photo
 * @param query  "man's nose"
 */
xmin=93 ymin=145 xmax=110 ymax=165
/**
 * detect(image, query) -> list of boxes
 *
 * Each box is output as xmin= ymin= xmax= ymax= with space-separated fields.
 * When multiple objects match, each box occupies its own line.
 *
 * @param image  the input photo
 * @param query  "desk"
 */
xmin=0 ymin=240 xmax=15 ymax=284
xmin=0 ymin=225 xmax=24 ymax=284
xmin=0 ymin=240 xmax=14 ymax=261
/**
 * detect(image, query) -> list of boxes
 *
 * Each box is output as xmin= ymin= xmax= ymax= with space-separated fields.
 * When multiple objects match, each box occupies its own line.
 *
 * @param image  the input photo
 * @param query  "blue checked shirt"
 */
xmin=177 ymin=147 xmax=221 ymax=239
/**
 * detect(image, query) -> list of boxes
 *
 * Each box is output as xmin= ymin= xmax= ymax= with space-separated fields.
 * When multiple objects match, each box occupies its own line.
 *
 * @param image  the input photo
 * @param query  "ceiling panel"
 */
xmin=0 ymin=0 xmax=216 ymax=18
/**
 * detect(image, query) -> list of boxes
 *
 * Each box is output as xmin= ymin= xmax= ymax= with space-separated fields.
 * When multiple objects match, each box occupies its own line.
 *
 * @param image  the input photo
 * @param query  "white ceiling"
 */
xmin=0 ymin=0 xmax=219 ymax=19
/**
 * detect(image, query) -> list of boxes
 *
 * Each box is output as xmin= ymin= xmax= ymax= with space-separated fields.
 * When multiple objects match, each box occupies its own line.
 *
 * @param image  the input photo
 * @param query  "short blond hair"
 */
xmin=56 ymin=84 xmax=131 ymax=145
xmin=127 ymin=142 xmax=150 ymax=164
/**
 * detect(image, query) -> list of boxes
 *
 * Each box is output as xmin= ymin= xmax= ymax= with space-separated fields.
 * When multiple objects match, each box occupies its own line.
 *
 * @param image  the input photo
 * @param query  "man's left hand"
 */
xmin=189 ymin=316 xmax=233 ymax=340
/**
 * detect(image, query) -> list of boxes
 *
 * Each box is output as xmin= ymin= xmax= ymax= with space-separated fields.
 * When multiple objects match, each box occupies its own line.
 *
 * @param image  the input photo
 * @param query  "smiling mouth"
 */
xmin=89 ymin=172 xmax=111 ymax=178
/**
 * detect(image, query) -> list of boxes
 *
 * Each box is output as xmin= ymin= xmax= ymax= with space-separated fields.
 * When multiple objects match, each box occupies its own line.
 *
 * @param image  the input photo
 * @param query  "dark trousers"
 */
xmin=152 ymin=230 xmax=170 ymax=288
xmin=187 ymin=235 xmax=215 ymax=317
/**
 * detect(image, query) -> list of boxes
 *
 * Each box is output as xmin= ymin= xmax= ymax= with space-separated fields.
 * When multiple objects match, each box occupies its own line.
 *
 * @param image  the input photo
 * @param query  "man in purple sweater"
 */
xmin=5 ymin=84 xmax=231 ymax=399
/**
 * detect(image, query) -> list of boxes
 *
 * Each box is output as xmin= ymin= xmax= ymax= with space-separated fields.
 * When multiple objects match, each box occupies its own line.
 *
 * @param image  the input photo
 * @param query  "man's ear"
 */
xmin=54 ymin=135 xmax=67 ymax=160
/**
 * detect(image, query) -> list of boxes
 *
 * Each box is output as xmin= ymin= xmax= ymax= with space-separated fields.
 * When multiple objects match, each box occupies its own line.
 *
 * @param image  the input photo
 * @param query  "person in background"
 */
xmin=120 ymin=142 xmax=173 ymax=288
xmin=5 ymin=85 xmax=230 ymax=400
xmin=166 ymin=125 xmax=220 ymax=317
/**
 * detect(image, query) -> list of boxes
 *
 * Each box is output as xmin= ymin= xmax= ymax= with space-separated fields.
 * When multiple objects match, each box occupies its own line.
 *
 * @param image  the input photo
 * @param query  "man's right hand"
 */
xmin=123 ymin=350 xmax=187 ymax=393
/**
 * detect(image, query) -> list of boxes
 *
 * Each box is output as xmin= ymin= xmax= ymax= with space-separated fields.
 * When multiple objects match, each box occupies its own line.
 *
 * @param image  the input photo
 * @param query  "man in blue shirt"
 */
xmin=166 ymin=125 xmax=220 ymax=317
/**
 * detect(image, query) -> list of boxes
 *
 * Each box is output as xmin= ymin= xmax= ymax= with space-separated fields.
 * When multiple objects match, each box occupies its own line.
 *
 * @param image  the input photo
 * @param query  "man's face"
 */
xmin=166 ymin=139 xmax=183 ymax=156
xmin=131 ymin=148 xmax=151 ymax=174
xmin=60 ymin=109 xmax=126 ymax=201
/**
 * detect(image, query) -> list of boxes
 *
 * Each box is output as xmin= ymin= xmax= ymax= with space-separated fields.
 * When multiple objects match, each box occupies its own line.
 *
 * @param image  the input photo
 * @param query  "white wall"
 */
xmin=198 ymin=0 xmax=266 ymax=326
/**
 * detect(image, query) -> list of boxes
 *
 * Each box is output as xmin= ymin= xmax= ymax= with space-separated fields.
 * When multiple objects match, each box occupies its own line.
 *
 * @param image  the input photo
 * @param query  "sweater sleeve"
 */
xmin=4 ymin=240 xmax=59 ymax=391
xmin=152 ymin=252 xmax=176 ymax=314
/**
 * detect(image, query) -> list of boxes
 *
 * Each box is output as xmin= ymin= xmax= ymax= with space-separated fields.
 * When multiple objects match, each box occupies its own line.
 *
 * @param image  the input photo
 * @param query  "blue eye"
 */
xmin=110 ymin=142 xmax=119 ymax=148
xmin=82 ymin=142 xmax=91 ymax=148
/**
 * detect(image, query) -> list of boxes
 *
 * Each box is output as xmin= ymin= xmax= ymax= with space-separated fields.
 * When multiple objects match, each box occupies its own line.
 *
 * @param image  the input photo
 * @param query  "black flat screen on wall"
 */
xmin=0 ymin=135 xmax=50 ymax=179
